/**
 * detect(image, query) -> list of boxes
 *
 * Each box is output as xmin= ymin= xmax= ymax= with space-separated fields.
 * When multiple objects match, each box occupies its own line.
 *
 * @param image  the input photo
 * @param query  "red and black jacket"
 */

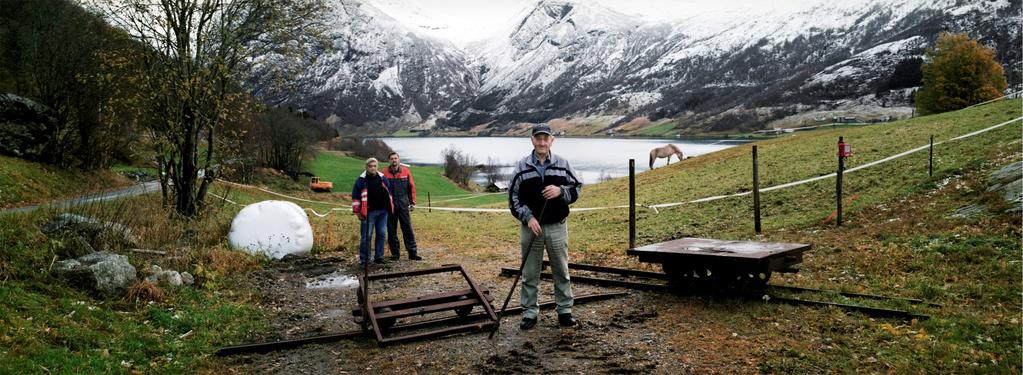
xmin=351 ymin=171 xmax=394 ymax=219
xmin=382 ymin=164 xmax=416 ymax=208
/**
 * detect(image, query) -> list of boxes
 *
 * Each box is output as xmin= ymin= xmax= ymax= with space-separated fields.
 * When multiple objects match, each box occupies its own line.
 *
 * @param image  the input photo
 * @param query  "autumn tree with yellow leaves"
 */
xmin=915 ymin=33 xmax=1008 ymax=115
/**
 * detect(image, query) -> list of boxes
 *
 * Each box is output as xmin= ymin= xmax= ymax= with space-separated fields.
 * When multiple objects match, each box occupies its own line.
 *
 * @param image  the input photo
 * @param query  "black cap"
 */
xmin=531 ymin=123 xmax=552 ymax=137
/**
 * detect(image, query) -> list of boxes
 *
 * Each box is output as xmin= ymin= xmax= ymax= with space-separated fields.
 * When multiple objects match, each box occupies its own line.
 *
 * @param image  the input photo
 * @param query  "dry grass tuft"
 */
xmin=198 ymin=246 xmax=260 ymax=276
xmin=124 ymin=280 xmax=165 ymax=303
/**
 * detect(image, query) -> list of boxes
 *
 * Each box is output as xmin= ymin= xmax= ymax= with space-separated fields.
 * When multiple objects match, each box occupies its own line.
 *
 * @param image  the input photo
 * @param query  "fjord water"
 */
xmin=376 ymin=137 xmax=745 ymax=183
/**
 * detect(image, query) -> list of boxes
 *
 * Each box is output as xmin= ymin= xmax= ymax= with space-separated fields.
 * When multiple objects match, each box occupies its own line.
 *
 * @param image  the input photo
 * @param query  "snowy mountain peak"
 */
xmin=247 ymin=0 xmax=1021 ymax=134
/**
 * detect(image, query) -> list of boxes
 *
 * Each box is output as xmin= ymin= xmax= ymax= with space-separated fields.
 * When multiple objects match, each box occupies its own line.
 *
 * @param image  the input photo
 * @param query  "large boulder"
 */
xmin=0 ymin=93 xmax=54 ymax=161
xmin=42 ymin=213 xmax=141 ymax=256
xmin=54 ymin=251 xmax=137 ymax=297
xmin=987 ymin=162 xmax=1022 ymax=212
xmin=952 ymin=162 xmax=1023 ymax=218
xmin=228 ymin=200 xmax=314 ymax=259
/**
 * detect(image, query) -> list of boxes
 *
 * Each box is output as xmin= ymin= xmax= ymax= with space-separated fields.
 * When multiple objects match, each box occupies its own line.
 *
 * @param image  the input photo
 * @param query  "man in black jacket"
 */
xmin=508 ymin=123 xmax=582 ymax=330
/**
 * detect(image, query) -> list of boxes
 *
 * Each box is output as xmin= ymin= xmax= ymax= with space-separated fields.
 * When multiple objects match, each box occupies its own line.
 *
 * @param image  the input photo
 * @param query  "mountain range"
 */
xmin=246 ymin=0 xmax=1022 ymax=136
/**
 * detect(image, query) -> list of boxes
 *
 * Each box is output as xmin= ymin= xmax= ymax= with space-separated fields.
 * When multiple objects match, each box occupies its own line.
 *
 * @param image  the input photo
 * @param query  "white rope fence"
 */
xmin=966 ymin=90 xmax=1023 ymax=109
xmin=212 ymin=116 xmax=1021 ymax=216
xmin=428 ymin=115 xmax=1023 ymax=213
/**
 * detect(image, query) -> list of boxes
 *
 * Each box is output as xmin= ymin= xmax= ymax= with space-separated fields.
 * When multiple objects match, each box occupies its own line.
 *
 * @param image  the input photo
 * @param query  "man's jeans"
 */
xmin=359 ymin=209 xmax=388 ymax=264
xmin=387 ymin=207 xmax=418 ymax=257
xmin=519 ymin=220 xmax=573 ymax=319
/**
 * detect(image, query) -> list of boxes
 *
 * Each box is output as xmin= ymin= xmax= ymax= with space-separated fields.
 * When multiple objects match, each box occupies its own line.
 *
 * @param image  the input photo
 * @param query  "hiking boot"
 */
xmin=390 ymin=255 xmax=400 ymax=261
xmin=558 ymin=313 xmax=577 ymax=327
xmin=374 ymin=258 xmax=386 ymax=264
xmin=409 ymin=254 xmax=423 ymax=260
xmin=519 ymin=317 xmax=537 ymax=330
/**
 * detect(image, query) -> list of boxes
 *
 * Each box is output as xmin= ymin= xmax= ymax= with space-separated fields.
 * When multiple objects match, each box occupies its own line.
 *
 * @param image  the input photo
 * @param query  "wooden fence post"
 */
xmin=753 ymin=146 xmax=762 ymax=235
xmin=629 ymin=159 xmax=636 ymax=250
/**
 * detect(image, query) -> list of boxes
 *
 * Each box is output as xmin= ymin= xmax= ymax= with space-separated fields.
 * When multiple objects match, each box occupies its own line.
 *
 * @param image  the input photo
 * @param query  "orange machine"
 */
xmin=309 ymin=176 xmax=333 ymax=192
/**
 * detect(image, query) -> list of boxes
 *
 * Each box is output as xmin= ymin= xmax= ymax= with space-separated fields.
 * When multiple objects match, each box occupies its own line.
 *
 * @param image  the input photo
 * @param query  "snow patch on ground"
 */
xmin=618 ymin=91 xmax=662 ymax=111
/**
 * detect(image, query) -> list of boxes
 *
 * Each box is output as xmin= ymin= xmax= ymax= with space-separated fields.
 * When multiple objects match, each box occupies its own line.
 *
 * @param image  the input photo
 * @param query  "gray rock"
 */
xmin=998 ymin=178 xmax=1022 ymax=203
xmin=0 ymin=93 xmax=54 ymax=161
xmin=180 ymin=272 xmax=194 ymax=286
xmin=53 ymin=251 xmax=137 ymax=297
xmin=988 ymin=162 xmax=1022 ymax=186
xmin=42 ymin=213 xmax=140 ymax=250
xmin=156 ymin=270 xmax=183 ymax=287
xmin=149 ymin=264 xmax=162 ymax=274
xmin=950 ymin=204 xmax=990 ymax=219
xmin=984 ymin=162 xmax=1022 ymax=213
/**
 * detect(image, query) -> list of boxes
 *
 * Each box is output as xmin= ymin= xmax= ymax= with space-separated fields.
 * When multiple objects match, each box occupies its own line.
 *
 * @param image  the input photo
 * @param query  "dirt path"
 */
xmin=220 ymin=251 xmax=711 ymax=374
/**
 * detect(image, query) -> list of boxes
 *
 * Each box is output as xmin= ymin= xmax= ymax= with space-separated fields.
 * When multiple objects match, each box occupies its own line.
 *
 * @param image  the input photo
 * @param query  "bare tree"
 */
xmin=97 ymin=0 xmax=327 ymax=216
xmin=252 ymin=106 xmax=334 ymax=179
xmin=481 ymin=156 xmax=504 ymax=186
xmin=441 ymin=145 xmax=476 ymax=187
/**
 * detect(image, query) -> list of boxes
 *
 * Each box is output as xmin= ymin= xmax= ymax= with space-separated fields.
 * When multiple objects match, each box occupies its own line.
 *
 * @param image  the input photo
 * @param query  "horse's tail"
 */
xmin=649 ymin=152 xmax=654 ymax=169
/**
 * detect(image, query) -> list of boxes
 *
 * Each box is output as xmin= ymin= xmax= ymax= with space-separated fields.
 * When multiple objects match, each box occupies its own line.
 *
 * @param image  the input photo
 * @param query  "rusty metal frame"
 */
xmin=358 ymin=264 xmax=500 ymax=346
xmin=216 ymin=292 xmax=628 ymax=356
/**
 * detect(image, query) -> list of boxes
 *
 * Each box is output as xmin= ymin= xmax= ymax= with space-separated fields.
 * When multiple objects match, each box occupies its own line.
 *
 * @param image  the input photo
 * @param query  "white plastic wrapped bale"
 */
xmin=228 ymin=200 xmax=314 ymax=259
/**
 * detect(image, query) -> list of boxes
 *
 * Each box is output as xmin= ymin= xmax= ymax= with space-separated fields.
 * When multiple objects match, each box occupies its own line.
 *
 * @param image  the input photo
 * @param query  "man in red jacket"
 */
xmin=382 ymin=152 xmax=421 ymax=260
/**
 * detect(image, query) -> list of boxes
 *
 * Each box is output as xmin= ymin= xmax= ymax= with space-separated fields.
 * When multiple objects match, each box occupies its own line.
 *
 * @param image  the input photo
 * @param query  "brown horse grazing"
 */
xmin=649 ymin=144 xmax=684 ymax=169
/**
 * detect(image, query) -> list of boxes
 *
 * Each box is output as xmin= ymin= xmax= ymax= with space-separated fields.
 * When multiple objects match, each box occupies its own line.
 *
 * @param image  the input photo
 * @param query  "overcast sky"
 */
xmin=366 ymin=0 xmax=830 ymax=46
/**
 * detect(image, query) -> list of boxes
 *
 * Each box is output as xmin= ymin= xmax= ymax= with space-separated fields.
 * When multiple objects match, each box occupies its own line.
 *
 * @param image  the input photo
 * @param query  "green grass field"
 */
xmin=632 ymin=120 xmax=679 ymax=137
xmin=306 ymin=152 xmax=506 ymax=207
xmin=390 ymin=129 xmax=418 ymax=137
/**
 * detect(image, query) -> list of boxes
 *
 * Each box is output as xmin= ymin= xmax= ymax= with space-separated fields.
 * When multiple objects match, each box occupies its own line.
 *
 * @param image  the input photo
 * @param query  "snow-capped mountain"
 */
xmin=248 ymin=0 xmax=1021 ymax=134
xmin=246 ymin=0 xmax=479 ymax=130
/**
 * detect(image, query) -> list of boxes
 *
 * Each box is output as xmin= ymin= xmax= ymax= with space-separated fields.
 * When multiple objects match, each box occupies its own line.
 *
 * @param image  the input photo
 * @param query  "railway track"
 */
xmin=499 ymin=262 xmax=936 ymax=321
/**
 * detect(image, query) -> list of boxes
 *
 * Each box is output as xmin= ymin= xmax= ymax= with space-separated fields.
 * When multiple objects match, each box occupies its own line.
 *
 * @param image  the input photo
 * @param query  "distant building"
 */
xmin=753 ymin=128 xmax=794 ymax=135
xmin=486 ymin=181 xmax=509 ymax=192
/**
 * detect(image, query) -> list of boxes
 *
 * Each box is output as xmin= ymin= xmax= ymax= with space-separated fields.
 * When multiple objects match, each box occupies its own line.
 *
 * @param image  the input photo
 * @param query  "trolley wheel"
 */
xmin=662 ymin=262 xmax=697 ymax=291
xmin=744 ymin=271 xmax=772 ymax=287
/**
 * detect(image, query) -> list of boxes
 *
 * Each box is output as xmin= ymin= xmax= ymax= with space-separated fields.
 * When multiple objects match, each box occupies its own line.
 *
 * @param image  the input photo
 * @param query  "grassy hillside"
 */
xmin=631 ymin=120 xmax=680 ymax=137
xmin=0 ymin=194 xmax=267 ymax=374
xmin=0 ymin=156 xmax=132 ymax=209
xmin=573 ymin=99 xmax=1021 ymax=242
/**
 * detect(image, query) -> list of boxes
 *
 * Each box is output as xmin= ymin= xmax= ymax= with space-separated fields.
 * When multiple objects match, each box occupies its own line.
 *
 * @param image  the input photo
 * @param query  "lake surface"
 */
xmin=375 ymin=137 xmax=745 ymax=184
